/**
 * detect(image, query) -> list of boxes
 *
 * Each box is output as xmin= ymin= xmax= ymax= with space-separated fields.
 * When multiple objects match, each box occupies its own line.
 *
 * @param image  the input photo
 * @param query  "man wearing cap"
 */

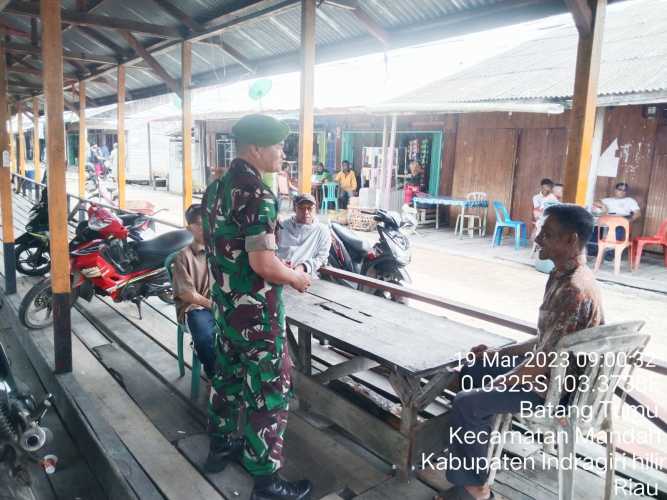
xmin=278 ymin=193 xmax=331 ymax=277
xmin=202 ymin=114 xmax=313 ymax=500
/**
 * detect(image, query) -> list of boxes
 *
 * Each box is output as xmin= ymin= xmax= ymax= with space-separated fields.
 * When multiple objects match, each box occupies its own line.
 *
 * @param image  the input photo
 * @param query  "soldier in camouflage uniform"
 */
xmin=202 ymin=114 xmax=312 ymax=500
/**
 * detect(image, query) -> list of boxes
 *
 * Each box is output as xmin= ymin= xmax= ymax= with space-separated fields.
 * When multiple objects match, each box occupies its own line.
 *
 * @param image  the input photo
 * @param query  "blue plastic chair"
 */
xmin=491 ymin=201 xmax=527 ymax=250
xmin=321 ymin=182 xmax=339 ymax=213
xmin=165 ymin=252 xmax=202 ymax=400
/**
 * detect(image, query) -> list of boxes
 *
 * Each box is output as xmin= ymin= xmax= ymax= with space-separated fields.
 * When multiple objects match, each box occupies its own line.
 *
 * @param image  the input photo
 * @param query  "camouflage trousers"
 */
xmin=207 ymin=320 xmax=291 ymax=476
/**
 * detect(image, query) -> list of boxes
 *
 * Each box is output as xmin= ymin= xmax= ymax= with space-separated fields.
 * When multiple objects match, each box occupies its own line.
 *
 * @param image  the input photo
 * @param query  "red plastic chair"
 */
xmin=632 ymin=219 xmax=667 ymax=271
xmin=594 ymin=216 xmax=631 ymax=275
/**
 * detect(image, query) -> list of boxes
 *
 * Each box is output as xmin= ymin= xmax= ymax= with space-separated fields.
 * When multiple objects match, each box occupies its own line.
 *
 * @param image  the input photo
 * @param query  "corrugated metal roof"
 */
xmin=384 ymin=0 xmax=667 ymax=107
xmin=2 ymin=0 xmax=567 ymax=105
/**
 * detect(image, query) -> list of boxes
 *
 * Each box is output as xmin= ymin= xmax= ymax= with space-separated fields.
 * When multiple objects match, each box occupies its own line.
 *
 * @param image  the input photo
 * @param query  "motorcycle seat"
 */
xmin=74 ymin=220 xmax=103 ymax=243
xmin=119 ymin=213 xmax=144 ymax=227
xmin=331 ymin=223 xmax=371 ymax=261
xmin=132 ymin=230 xmax=193 ymax=270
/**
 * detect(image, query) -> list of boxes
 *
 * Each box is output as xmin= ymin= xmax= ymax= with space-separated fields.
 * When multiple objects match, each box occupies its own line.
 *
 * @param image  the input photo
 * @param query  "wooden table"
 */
xmin=284 ymin=279 xmax=512 ymax=479
xmin=413 ymin=196 xmax=489 ymax=229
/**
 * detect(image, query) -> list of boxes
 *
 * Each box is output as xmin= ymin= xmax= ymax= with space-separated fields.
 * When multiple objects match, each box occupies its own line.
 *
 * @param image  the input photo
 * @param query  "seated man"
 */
xmin=172 ymin=204 xmax=216 ymax=378
xmin=592 ymin=182 xmax=640 ymax=258
xmin=593 ymin=181 xmax=641 ymax=236
xmin=312 ymin=162 xmax=330 ymax=184
xmin=278 ymin=194 xmax=331 ymax=276
xmin=438 ymin=204 xmax=604 ymax=500
xmin=552 ymin=182 xmax=564 ymax=202
xmin=335 ymin=160 xmax=357 ymax=209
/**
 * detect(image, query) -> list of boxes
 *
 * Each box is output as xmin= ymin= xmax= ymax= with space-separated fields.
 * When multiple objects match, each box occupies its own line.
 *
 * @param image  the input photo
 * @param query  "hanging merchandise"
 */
xmin=420 ymin=138 xmax=431 ymax=168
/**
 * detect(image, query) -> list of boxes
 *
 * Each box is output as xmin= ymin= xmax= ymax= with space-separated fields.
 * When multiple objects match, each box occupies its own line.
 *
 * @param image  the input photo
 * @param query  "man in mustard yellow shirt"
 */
xmin=335 ymin=160 xmax=357 ymax=209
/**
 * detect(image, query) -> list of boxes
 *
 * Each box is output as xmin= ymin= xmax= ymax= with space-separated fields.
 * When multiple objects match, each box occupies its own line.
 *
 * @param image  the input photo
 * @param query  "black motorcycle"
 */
xmin=328 ymin=209 xmax=412 ymax=300
xmin=0 ymin=343 xmax=53 ymax=498
xmin=15 ymin=188 xmax=155 ymax=277
xmin=15 ymin=189 xmax=50 ymax=276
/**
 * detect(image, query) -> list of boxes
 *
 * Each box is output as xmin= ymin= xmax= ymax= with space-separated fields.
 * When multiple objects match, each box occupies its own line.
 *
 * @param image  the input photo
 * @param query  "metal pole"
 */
xmin=32 ymin=97 xmax=40 ymax=201
xmin=147 ymin=122 xmax=154 ymax=189
xmin=376 ymin=115 xmax=388 ymax=209
xmin=384 ymin=114 xmax=397 ymax=210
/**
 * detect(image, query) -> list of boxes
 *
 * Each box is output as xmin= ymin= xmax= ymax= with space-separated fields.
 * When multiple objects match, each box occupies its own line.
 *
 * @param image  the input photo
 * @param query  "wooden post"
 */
xmin=562 ymin=0 xmax=606 ymax=205
xmin=181 ymin=41 xmax=192 ymax=215
xmin=78 ymin=80 xmax=86 ymax=199
xmin=0 ymin=35 xmax=17 ymax=294
xmin=117 ymin=64 xmax=126 ymax=209
xmin=8 ymin=106 xmax=15 ymax=173
xmin=32 ymin=96 xmax=41 ymax=195
xmin=17 ymin=101 xmax=26 ymax=177
xmin=41 ymin=0 xmax=72 ymax=373
xmin=297 ymin=0 xmax=316 ymax=195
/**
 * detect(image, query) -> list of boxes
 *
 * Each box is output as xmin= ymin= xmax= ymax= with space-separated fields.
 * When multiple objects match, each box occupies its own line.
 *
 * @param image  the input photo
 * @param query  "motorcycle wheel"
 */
xmin=19 ymin=279 xmax=55 ymax=329
xmin=19 ymin=279 xmax=78 ymax=330
xmin=363 ymin=268 xmax=409 ymax=303
xmin=15 ymin=242 xmax=51 ymax=276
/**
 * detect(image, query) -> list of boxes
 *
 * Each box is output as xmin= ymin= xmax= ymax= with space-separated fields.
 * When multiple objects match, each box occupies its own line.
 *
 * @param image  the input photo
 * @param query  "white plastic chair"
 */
xmin=455 ymin=192 xmax=487 ymax=238
xmin=484 ymin=321 xmax=648 ymax=500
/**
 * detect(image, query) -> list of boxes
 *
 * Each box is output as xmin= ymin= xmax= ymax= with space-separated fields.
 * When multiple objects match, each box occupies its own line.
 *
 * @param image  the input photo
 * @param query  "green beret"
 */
xmin=232 ymin=114 xmax=290 ymax=147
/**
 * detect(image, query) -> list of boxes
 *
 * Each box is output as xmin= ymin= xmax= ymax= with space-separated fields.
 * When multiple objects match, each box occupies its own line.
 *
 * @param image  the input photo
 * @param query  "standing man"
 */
xmin=335 ymin=160 xmax=357 ymax=209
xmin=109 ymin=143 xmax=119 ymax=180
xmin=202 ymin=114 xmax=313 ymax=500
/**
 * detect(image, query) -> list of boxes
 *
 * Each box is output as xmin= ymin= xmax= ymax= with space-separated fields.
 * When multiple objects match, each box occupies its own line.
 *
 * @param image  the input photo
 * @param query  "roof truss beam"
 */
xmin=564 ymin=0 xmax=593 ymax=36
xmin=5 ymin=3 xmax=184 ymax=39
xmin=119 ymin=30 xmax=182 ymax=97
xmin=217 ymin=40 xmax=256 ymax=73
xmin=148 ymin=0 xmax=203 ymax=33
xmin=9 ymin=66 xmax=78 ymax=82
xmin=78 ymin=26 xmax=128 ymax=56
xmin=322 ymin=0 xmax=390 ymax=46
xmin=5 ymin=41 xmax=119 ymax=65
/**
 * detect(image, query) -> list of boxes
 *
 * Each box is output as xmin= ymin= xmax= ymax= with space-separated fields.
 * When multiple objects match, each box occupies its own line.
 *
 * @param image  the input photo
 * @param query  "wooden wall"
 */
xmin=593 ymin=106 xmax=665 ymax=237
xmin=449 ymin=111 xmax=568 ymax=228
xmin=444 ymin=106 xmax=667 ymax=241
xmin=644 ymin=125 xmax=667 ymax=238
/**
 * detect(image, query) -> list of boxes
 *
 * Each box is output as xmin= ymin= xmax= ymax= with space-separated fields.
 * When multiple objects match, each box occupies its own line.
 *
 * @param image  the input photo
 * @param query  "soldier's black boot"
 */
xmin=203 ymin=435 xmax=244 ymax=473
xmin=250 ymin=474 xmax=312 ymax=500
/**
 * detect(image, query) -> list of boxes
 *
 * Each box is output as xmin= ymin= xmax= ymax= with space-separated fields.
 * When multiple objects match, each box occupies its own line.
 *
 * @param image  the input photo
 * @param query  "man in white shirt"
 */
xmin=594 ymin=182 xmax=641 ymax=222
xmin=592 ymin=182 xmax=640 ymax=259
xmin=277 ymin=194 xmax=331 ymax=276
xmin=532 ymin=178 xmax=554 ymax=221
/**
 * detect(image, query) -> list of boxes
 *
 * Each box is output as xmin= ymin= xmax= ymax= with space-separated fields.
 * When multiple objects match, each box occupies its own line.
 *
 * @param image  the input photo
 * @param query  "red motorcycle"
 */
xmin=19 ymin=205 xmax=192 ymax=330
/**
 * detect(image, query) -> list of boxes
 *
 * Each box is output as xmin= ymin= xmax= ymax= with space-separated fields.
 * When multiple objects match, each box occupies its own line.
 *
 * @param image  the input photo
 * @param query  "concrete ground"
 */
xmin=61 ymin=171 xmax=667 ymax=463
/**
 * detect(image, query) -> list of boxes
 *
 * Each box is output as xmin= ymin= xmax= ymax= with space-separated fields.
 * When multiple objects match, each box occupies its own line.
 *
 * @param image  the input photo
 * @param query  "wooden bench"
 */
xmin=284 ymin=279 xmax=513 ymax=479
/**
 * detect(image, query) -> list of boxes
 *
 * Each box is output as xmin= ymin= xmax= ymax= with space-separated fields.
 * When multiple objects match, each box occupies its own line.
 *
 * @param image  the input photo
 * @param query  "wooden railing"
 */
xmin=319 ymin=266 xmax=667 ymax=438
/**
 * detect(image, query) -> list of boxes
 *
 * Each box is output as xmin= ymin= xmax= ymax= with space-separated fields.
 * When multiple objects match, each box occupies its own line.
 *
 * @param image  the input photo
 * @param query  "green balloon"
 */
xmin=249 ymin=79 xmax=273 ymax=101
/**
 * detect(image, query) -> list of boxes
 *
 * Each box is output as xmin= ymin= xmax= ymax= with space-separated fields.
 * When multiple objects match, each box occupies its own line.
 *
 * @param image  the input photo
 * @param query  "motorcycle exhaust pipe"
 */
xmin=20 ymin=425 xmax=47 ymax=452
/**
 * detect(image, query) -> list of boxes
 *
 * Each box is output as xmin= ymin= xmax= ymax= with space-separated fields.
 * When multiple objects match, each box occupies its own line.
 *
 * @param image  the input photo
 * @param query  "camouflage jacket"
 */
xmin=202 ymin=159 xmax=285 ymax=341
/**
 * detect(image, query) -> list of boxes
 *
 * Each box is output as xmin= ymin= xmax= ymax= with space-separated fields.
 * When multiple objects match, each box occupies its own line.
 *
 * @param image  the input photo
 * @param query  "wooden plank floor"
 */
xmin=2 ymin=190 xmax=665 ymax=499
